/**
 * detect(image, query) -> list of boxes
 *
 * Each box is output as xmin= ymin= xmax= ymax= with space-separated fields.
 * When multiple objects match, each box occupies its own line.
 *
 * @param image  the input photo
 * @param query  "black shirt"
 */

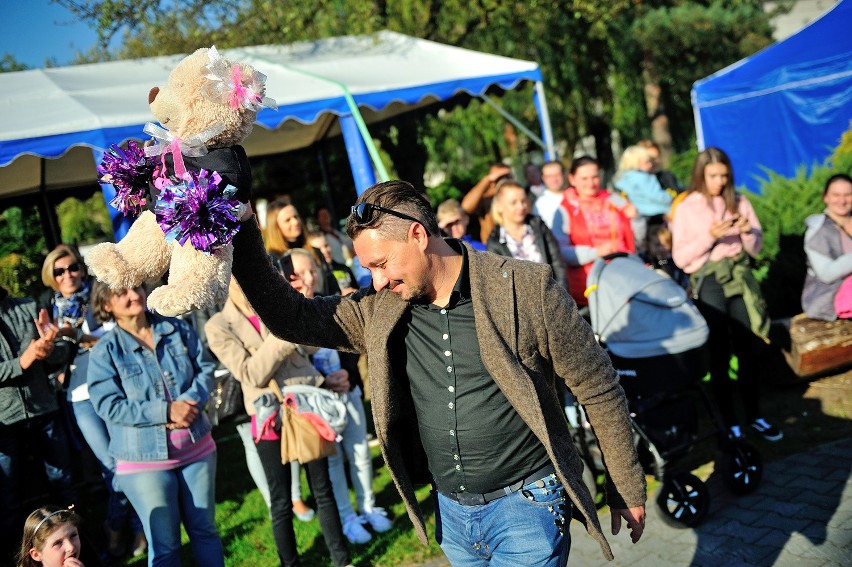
xmin=399 ymin=240 xmax=550 ymax=495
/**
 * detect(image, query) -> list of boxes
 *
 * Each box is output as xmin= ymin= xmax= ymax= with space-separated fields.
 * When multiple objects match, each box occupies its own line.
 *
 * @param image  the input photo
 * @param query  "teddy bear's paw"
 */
xmin=147 ymin=284 xmax=210 ymax=317
xmin=86 ymin=243 xmax=142 ymax=289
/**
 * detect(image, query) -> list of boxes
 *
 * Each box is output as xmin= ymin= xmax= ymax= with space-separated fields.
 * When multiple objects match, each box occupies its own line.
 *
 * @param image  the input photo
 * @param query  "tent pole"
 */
xmin=480 ymin=94 xmax=547 ymax=150
xmin=533 ymin=81 xmax=556 ymax=160
xmin=341 ymin=114 xmax=378 ymax=196
xmin=256 ymin=58 xmax=389 ymax=181
xmin=315 ymin=142 xmax=337 ymax=218
xmin=91 ymin=148 xmax=133 ymax=242
xmin=38 ymin=158 xmax=61 ymax=250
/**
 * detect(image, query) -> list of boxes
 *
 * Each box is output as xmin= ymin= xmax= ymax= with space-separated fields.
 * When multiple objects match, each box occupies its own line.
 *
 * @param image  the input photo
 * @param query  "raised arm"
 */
xmin=231 ymin=217 xmax=367 ymax=353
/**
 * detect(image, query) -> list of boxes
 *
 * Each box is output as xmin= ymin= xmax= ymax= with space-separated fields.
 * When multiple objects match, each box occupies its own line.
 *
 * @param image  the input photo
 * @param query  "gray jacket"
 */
xmin=232 ymin=220 xmax=645 ymax=561
xmin=802 ymin=213 xmax=852 ymax=321
xmin=0 ymin=297 xmax=59 ymax=425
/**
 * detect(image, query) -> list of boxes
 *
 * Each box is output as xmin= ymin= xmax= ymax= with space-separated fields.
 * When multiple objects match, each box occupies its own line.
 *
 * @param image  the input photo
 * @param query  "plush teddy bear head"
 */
xmin=148 ymin=47 xmax=268 ymax=149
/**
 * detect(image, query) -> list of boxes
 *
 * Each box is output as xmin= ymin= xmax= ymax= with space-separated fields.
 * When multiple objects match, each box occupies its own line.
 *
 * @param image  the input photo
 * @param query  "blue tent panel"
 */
xmin=692 ymin=0 xmax=852 ymax=192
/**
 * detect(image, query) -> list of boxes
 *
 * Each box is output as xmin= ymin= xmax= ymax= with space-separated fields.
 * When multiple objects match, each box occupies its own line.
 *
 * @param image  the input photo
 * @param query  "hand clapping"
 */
xmin=19 ymin=310 xmax=58 ymax=370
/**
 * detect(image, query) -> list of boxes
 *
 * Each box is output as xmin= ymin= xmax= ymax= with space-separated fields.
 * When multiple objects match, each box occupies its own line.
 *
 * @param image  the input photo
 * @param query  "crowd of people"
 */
xmin=2 ymin=141 xmax=849 ymax=567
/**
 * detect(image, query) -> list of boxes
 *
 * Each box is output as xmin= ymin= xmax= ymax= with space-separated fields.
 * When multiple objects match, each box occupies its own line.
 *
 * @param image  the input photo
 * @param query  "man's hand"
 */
xmin=611 ymin=505 xmax=646 ymax=544
xmin=324 ymin=369 xmax=350 ymax=393
xmin=168 ymin=400 xmax=200 ymax=428
xmin=487 ymin=164 xmax=512 ymax=184
xmin=238 ymin=202 xmax=255 ymax=222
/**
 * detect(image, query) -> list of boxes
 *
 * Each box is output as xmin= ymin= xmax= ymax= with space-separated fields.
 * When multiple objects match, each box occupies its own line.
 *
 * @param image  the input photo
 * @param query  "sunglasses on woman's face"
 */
xmin=349 ymin=203 xmax=431 ymax=236
xmin=53 ymin=263 xmax=81 ymax=278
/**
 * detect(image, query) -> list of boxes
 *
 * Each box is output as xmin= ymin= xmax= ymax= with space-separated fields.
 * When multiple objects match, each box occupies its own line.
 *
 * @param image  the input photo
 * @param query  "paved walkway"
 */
xmin=419 ymin=437 xmax=852 ymax=566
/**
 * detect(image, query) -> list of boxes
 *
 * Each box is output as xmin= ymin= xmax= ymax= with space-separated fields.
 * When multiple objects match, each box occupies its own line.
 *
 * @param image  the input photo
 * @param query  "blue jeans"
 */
xmin=118 ymin=452 xmax=223 ymax=567
xmin=328 ymin=386 xmax=375 ymax=519
xmin=73 ymin=399 xmax=142 ymax=532
xmin=434 ymin=472 xmax=571 ymax=566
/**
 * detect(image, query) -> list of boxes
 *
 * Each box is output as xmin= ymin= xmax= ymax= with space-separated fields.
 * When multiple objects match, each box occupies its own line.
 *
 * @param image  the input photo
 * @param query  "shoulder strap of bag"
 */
xmin=267 ymin=378 xmax=285 ymax=403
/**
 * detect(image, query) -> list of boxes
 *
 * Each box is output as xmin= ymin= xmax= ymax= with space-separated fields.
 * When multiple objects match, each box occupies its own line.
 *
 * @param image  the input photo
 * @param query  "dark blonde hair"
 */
xmin=90 ymin=280 xmax=118 ymax=324
xmin=689 ymin=147 xmax=738 ymax=214
xmin=41 ymin=244 xmax=86 ymax=291
xmin=18 ymin=506 xmax=81 ymax=567
xmin=89 ymin=280 xmax=147 ymax=324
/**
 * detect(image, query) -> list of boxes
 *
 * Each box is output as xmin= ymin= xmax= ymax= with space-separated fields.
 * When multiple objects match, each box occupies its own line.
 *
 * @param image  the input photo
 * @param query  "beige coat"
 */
xmin=232 ymin=221 xmax=646 ymax=561
xmin=204 ymin=300 xmax=322 ymax=416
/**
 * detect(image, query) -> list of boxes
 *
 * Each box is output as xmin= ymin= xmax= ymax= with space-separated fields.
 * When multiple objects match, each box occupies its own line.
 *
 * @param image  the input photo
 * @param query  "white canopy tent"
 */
xmin=0 ymin=31 xmax=553 ymax=241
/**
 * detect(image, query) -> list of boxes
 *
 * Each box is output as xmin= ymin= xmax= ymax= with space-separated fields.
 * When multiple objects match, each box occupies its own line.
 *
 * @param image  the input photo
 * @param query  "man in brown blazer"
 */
xmin=232 ymin=180 xmax=646 ymax=565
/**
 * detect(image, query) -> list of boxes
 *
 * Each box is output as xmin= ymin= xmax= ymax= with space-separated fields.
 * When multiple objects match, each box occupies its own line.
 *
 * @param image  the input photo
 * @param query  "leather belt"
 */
xmin=445 ymin=463 xmax=557 ymax=506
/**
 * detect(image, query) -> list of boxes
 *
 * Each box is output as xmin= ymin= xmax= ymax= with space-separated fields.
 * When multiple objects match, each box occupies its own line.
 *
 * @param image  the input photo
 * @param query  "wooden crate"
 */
xmin=783 ymin=314 xmax=852 ymax=377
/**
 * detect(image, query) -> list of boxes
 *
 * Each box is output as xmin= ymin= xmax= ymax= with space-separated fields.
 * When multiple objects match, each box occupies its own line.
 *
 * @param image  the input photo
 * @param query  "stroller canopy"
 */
xmin=587 ymin=254 xmax=708 ymax=358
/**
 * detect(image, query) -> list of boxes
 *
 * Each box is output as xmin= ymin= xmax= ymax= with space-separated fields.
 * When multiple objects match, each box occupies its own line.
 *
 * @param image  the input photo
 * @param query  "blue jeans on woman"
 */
xmin=434 ymin=471 xmax=571 ymax=566
xmin=118 ymin=452 xmax=223 ymax=567
xmin=72 ymin=398 xmax=143 ymax=532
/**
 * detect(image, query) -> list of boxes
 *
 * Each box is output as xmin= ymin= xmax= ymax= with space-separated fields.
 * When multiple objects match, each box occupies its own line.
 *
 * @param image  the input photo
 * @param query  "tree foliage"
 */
xmin=750 ymin=131 xmax=852 ymax=317
xmin=632 ymin=1 xmax=773 ymax=149
xmin=0 ymin=207 xmax=47 ymax=298
xmin=52 ymin=0 xmax=776 ymax=184
xmin=56 ymin=193 xmax=113 ymax=244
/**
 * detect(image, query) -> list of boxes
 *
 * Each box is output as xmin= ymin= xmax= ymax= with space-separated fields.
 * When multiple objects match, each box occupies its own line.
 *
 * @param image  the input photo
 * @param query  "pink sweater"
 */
xmin=671 ymin=192 xmax=762 ymax=274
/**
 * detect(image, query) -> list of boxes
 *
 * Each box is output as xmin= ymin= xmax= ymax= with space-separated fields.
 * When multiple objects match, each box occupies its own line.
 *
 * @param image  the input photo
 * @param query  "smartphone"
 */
xmin=273 ymin=254 xmax=295 ymax=281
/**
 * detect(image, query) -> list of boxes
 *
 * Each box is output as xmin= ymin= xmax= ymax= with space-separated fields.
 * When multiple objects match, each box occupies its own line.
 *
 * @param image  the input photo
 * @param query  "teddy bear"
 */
xmin=87 ymin=46 xmax=275 ymax=317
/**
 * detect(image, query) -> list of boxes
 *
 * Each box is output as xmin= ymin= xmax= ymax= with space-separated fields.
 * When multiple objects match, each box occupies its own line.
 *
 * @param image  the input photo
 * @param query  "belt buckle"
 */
xmin=455 ymin=492 xmax=486 ymax=506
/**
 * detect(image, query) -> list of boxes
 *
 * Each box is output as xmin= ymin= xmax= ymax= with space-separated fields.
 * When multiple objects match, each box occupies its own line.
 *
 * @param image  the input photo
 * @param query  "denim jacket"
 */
xmin=87 ymin=313 xmax=214 ymax=461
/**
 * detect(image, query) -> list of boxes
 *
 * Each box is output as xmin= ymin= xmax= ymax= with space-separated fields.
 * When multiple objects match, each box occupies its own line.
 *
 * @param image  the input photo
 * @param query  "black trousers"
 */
xmin=695 ymin=274 xmax=764 ymax=426
xmin=255 ymin=439 xmax=350 ymax=567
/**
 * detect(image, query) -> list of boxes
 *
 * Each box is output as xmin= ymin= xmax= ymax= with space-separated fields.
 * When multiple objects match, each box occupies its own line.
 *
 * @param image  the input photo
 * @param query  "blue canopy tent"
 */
xmin=0 ymin=31 xmax=554 ymax=243
xmin=692 ymin=0 xmax=852 ymax=193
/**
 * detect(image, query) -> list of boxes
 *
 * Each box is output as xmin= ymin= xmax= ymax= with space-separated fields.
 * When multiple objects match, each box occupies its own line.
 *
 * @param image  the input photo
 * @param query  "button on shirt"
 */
xmin=401 ymin=240 xmax=550 ymax=495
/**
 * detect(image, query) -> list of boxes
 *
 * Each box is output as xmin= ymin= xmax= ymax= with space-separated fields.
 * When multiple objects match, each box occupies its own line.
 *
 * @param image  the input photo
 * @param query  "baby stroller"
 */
xmin=576 ymin=253 xmax=763 ymax=527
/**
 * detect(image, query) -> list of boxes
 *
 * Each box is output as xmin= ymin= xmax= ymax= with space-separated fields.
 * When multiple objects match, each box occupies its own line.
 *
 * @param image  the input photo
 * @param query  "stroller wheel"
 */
xmin=656 ymin=472 xmax=709 ymax=528
xmin=719 ymin=440 xmax=763 ymax=495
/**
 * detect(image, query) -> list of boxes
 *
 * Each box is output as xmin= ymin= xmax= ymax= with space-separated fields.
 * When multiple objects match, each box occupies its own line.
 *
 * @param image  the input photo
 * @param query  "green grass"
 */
xmin=114 ymin=367 xmax=852 ymax=566
xmin=120 ymin=417 xmax=445 ymax=567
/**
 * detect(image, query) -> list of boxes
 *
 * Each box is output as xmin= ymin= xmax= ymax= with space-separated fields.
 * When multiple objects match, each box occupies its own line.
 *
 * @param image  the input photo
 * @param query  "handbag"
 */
xmin=208 ymin=367 xmax=244 ymax=426
xmin=280 ymin=384 xmax=348 ymax=434
xmin=266 ymin=380 xmax=337 ymax=465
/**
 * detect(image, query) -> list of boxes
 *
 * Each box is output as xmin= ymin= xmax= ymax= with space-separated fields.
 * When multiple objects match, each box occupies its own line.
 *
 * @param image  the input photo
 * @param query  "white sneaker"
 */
xmin=362 ymin=507 xmax=393 ymax=533
xmin=343 ymin=513 xmax=372 ymax=544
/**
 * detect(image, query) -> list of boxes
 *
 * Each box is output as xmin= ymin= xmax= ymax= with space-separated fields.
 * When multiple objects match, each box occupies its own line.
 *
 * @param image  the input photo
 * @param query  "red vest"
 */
xmin=561 ymin=187 xmax=635 ymax=305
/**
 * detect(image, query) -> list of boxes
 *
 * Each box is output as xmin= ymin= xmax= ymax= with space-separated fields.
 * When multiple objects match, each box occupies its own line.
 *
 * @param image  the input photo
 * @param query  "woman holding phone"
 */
xmin=671 ymin=147 xmax=781 ymax=442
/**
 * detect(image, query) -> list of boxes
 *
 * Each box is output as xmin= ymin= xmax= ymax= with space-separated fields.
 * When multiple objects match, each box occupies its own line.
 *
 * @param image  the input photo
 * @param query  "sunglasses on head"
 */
xmin=53 ymin=263 xmax=81 ymax=278
xmin=350 ymin=203 xmax=431 ymax=236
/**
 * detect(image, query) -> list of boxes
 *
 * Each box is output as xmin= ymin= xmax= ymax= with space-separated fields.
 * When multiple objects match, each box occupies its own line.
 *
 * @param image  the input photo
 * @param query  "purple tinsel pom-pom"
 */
xmin=98 ymin=141 xmax=154 ymax=216
xmin=154 ymin=169 xmax=242 ymax=254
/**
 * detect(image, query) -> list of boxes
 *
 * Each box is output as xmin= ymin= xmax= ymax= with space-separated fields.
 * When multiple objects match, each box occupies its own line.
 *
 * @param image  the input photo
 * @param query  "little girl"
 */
xmin=18 ymin=507 xmax=84 ymax=567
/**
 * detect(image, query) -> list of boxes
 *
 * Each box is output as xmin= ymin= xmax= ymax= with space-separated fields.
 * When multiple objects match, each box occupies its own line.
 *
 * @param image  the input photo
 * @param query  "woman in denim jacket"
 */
xmin=86 ymin=282 xmax=223 ymax=567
